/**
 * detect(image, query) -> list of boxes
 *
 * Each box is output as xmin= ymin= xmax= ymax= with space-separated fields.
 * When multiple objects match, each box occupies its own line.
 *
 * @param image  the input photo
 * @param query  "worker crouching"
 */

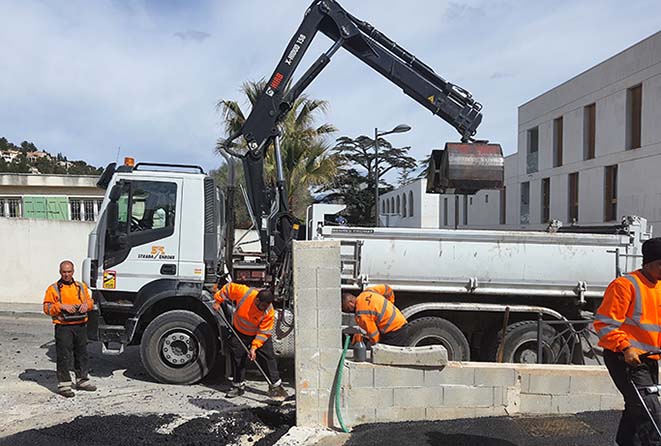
xmin=42 ymin=260 xmax=97 ymax=398
xmin=342 ymin=289 xmax=410 ymax=347
xmin=213 ymin=282 xmax=288 ymax=399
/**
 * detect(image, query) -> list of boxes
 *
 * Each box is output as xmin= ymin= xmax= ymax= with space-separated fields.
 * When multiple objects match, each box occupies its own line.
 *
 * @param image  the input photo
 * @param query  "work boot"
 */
xmin=225 ymin=384 xmax=245 ymax=399
xmin=268 ymin=384 xmax=288 ymax=399
xmin=76 ymin=379 xmax=97 ymax=392
xmin=58 ymin=383 xmax=75 ymax=398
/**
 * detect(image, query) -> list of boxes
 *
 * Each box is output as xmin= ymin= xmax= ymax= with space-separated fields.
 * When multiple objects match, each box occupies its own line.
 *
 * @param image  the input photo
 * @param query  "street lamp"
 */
xmin=374 ymin=124 xmax=411 ymax=226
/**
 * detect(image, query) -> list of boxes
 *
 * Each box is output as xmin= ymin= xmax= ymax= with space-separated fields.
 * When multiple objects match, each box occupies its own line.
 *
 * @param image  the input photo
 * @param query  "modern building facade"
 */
xmin=0 ymin=173 xmax=104 ymax=221
xmin=380 ymin=31 xmax=661 ymax=235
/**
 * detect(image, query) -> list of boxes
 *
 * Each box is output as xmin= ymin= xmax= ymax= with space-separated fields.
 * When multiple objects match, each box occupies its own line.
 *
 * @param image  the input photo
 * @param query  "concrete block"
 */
xmin=600 ymin=394 xmax=624 ymax=411
xmin=519 ymin=394 xmax=553 ymax=414
xmin=393 ymin=387 xmax=443 ymax=407
xmin=319 ymin=350 xmax=343 ymax=372
xmin=295 ymin=310 xmax=318 ymax=332
xmin=424 ymin=366 xmax=475 ymax=386
xmin=296 ymin=409 xmax=323 ymax=427
xmin=319 ymin=368 xmax=338 ymax=391
xmin=343 ymin=408 xmax=376 ymax=427
xmin=520 ymin=373 xmax=530 ymax=393
xmin=374 ymin=365 xmax=425 ymax=388
xmin=317 ymin=308 xmax=341 ymax=329
xmin=295 ymin=347 xmax=321 ymax=366
xmin=293 ymin=270 xmax=318 ymax=292
xmin=474 ymin=367 xmax=517 ymax=387
xmin=346 ymin=363 xmax=375 ymax=388
xmin=316 ymin=267 xmax=340 ymax=289
xmin=317 ymin=329 xmax=341 ymax=348
xmin=296 ymin=388 xmax=320 ymax=415
xmin=569 ymin=374 xmax=618 ymax=395
xmin=551 ymin=394 xmax=602 ymax=414
xmin=347 ymin=388 xmax=394 ymax=408
xmin=442 ymin=385 xmax=494 ymax=407
xmin=526 ymin=374 xmax=571 ymax=395
xmin=294 ymin=288 xmax=319 ymax=311
xmin=296 ymin=367 xmax=319 ymax=392
xmin=372 ymin=343 xmax=447 ymax=367
xmin=425 ymin=407 xmax=476 ymax=421
xmin=504 ymin=386 xmax=521 ymax=414
xmin=317 ymin=287 xmax=341 ymax=307
xmin=376 ymin=407 xmax=426 ymax=423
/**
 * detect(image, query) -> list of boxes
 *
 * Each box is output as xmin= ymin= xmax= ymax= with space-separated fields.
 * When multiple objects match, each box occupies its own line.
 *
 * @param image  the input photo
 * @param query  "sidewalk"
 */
xmin=0 ymin=302 xmax=42 ymax=315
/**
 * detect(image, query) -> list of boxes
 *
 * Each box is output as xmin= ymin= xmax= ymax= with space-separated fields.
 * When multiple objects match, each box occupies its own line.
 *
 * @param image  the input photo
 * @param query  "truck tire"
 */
xmin=140 ymin=310 xmax=217 ymax=384
xmin=495 ymin=320 xmax=563 ymax=364
xmin=404 ymin=317 xmax=470 ymax=361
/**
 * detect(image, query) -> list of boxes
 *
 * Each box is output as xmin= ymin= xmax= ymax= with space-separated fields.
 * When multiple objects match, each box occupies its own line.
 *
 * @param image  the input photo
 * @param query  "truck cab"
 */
xmin=83 ymin=159 xmax=223 ymax=384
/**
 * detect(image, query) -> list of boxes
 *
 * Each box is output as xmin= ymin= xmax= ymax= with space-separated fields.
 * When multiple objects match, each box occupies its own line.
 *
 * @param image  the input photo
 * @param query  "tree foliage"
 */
xmin=0 ymin=137 xmax=101 ymax=175
xmin=215 ymin=80 xmax=339 ymax=220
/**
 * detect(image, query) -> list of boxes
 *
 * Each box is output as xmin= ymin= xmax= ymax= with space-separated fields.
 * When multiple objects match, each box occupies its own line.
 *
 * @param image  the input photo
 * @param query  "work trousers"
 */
xmin=380 ymin=323 xmax=411 ymax=347
xmin=604 ymin=349 xmax=661 ymax=446
xmin=228 ymin=330 xmax=280 ymax=386
xmin=54 ymin=323 xmax=89 ymax=385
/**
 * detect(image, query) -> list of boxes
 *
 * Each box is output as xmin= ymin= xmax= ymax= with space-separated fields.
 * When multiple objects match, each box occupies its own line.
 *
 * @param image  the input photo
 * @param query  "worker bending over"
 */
xmin=214 ymin=282 xmax=288 ymax=399
xmin=342 ymin=288 xmax=410 ymax=346
xmin=594 ymin=237 xmax=661 ymax=446
xmin=364 ymin=284 xmax=395 ymax=305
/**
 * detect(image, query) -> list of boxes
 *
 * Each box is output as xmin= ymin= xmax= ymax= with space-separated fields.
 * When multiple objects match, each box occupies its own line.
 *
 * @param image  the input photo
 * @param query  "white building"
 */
xmin=381 ymin=31 xmax=661 ymax=235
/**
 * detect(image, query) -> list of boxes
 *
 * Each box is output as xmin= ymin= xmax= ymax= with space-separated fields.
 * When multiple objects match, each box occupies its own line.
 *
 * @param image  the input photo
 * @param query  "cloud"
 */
xmin=173 ymin=30 xmax=210 ymax=42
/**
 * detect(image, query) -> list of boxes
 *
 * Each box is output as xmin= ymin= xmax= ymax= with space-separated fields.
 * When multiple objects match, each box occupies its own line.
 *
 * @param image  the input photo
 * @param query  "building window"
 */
xmin=527 ymin=127 xmax=539 ymax=174
xmin=584 ymin=104 xmax=596 ymax=160
xmin=381 ymin=200 xmax=385 ymax=213
xmin=402 ymin=193 xmax=407 ymax=217
xmin=69 ymin=198 xmax=99 ymax=222
xmin=500 ymin=187 xmax=506 ymax=225
xmin=409 ymin=191 xmax=414 ymax=217
xmin=553 ymin=117 xmax=563 ymax=167
xmin=604 ymin=165 xmax=618 ymax=222
xmin=0 ymin=197 xmax=22 ymax=218
xmin=463 ymin=195 xmax=468 ymax=225
xmin=70 ymin=199 xmax=82 ymax=221
xmin=396 ymin=196 xmax=400 ymax=215
xmin=541 ymin=178 xmax=550 ymax=223
xmin=568 ymin=172 xmax=579 ymax=223
xmin=390 ymin=197 xmax=394 ymax=214
xmin=520 ymin=182 xmax=530 ymax=224
xmin=443 ymin=198 xmax=448 ymax=226
xmin=627 ymin=84 xmax=642 ymax=150
xmin=485 ymin=194 xmax=489 ymax=204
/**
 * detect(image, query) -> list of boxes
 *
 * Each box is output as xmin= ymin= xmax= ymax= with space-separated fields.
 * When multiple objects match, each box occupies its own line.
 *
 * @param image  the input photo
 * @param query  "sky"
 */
xmin=1 ymin=0 xmax=660 ymax=179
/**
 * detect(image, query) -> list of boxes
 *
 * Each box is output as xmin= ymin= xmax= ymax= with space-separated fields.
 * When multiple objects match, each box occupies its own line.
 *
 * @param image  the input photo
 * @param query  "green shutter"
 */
xmin=23 ymin=196 xmax=48 ymax=219
xmin=46 ymin=197 xmax=69 ymax=220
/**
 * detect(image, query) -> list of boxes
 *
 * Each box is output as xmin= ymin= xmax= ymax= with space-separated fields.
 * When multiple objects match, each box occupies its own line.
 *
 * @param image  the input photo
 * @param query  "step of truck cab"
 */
xmin=98 ymin=324 xmax=126 ymax=355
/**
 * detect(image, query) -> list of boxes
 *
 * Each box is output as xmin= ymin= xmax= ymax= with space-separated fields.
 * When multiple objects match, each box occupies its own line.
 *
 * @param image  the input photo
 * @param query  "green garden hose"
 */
xmin=334 ymin=335 xmax=351 ymax=433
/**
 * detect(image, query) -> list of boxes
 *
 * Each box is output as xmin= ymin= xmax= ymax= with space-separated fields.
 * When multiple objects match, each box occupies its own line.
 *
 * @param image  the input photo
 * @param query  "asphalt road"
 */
xmin=0 ymin=312 xmax=296 ymax=445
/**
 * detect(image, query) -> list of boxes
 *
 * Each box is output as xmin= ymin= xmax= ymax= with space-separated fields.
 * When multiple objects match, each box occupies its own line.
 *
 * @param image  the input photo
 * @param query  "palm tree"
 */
xmin=216 ymin=80 xmax=338 ymax=217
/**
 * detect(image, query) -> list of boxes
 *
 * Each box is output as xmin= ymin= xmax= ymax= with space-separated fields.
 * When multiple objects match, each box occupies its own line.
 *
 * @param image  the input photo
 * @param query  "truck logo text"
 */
xmin=138 ymin=245 xmax=175 ymax=260
xmin=285 ymin=34 xmax=306 ymax=65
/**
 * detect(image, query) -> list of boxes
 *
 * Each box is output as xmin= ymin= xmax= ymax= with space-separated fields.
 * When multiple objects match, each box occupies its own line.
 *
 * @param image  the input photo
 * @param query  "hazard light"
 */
xmin=124 ymin=157 xmax=135 ymax=167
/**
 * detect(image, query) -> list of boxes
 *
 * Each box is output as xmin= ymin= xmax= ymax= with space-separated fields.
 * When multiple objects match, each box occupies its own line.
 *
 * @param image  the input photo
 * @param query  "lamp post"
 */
xmin=374 ymin=124 xmax=411 ymax=226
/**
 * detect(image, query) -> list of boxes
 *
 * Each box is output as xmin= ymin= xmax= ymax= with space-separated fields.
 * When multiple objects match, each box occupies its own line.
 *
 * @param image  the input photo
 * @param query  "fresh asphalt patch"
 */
xmin=1 ymin=406 xmax=295 ymax=446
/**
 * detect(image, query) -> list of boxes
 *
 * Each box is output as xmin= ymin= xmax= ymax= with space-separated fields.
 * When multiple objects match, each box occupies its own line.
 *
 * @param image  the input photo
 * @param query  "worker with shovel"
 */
xmin=213 ymin=283 xmax=288 ymax=400
xmin=595 ymin=237 xmax=661 ymax=446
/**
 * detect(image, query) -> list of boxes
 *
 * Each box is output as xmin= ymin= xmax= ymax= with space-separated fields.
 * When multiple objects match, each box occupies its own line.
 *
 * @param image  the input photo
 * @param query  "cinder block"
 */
xmin=442 ymin=385 xmax=494 ymax=407
xmin=343 ymin=407 xmax=376 ymax=427
xmin=346 ymin=363 xmax=375 ymax=388
xmin=293 ymin=269 xmax=318 ymax=292
xmin=376 ymin=407 xmax=426 ymax=423
xmin=296 ymin=367 xmax=319 ymax=392
xmin=372 ymin=344 xmax=447 ymax=366
xmin=569 ymin=374 xmax=618 ymax=395
xmin=316 ymin=267 xmax=340 ymax=289
xmin=317 ymin=287 xmax=341 ymax=307
xmin=294 ymin=329 xmax=320 ymax=350
xmin=295 ymin=310 xmax=319 ymax=331
xmin=600 ymin=394 xmax=624 ymax=410
xmin=319 ymin=367 xmax=339 ymax=390
xmin=424 ymin=366 xmax=475 ymax=386
xmin=526 ymin=374 xmax=571 ymax=395
xmin=425 ymin=407 xmax=476 ymax=421
xmin=297 ymin=388 xmax=321 ymax=415
xmin=374 ymin=365 xmax=425 ymax=388
xmin=296 ymin=408 xmax=323 ymax=427
xmin=519 ymin=394 xmax=553 ymax=414
xmin=504 ymin=386 xmax=520 ymax=414
xmin=294 ymin=287 xmax=319 ymax=310
xmin=317 ymin=308 xmax=341 ymax=329
xmin=393 ymin=387 xmax=443 ymax=407
xmin=317 ymin=329 xmax=341 ymax=348
xmin=551 ymin=394 xmax=603 ymax=414
xmin=347 ymin=388 xmax=394 ymax=408
xmin=319 ymin=349 xmax=344 ymax=372
xmin=474 ymin=367 xmax=517 ymax=387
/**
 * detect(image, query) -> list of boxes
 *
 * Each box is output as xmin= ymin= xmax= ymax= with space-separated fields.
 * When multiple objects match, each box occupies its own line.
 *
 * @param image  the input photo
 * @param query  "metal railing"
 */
xmin=536 ymin=313 xmax=602 ymax=365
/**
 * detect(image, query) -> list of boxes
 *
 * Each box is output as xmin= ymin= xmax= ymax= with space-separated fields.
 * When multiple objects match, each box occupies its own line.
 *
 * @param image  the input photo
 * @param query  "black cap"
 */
xmin=642 ymin=238 xmax=661 ymax=265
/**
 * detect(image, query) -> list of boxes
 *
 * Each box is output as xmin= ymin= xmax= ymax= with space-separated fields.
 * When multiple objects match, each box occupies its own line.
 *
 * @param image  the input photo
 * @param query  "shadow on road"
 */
xmin=425 ymin=432 xmax=518 ymax=446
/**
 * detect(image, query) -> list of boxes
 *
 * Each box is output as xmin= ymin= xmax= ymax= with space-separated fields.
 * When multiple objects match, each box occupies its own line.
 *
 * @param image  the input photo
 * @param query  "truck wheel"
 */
xmin=495 ymin=320 xmax=563 ymax=364
xmin=140 ymin=310 xmax=217 ymax=384
xmin=404 ymin=317 xmax=470 ymax=361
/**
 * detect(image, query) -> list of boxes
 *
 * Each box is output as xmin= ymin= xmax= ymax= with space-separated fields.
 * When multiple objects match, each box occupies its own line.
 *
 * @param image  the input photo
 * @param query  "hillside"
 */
xmin=0 ymin=137 xmax=102 ymax=175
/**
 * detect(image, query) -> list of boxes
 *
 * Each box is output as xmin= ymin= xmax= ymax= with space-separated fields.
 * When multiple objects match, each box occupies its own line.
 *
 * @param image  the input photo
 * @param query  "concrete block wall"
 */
xmin=292 ymin=240 xmax=342 ymax=427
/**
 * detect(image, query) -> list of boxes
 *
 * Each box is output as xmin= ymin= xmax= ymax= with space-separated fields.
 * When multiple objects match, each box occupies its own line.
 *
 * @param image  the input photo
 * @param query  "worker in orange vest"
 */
xmin=43 ymin=260 xmax=97 ymax=398
xmin=364 ymin=284 xmax=395 ymax=305
xmin=594 ymin=237 xmax=661 ymax=445
xmin=342 ymin=288 xmax=409 ymax=346
xmin=214 ymin=282 xmax=288 ymax=399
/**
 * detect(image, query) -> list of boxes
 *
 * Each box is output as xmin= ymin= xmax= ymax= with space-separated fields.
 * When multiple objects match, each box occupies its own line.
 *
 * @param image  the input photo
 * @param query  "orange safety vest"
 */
xmin=355 ymin=290 xmax=407 ymax=344
xmin=365 ymin=284 xmax=395 ymax=305
xmin=43 ymin=280 xmax=93 ymax=325
xmin=594 ymin=270 xmax=661 ymax=354
xmin=214 ymin=283 xmax=274 ymax=349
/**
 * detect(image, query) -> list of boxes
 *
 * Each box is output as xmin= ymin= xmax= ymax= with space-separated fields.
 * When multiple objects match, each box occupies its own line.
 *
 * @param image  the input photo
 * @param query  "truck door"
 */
xmin=102 ymin=178 xmax=182 ymax=292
